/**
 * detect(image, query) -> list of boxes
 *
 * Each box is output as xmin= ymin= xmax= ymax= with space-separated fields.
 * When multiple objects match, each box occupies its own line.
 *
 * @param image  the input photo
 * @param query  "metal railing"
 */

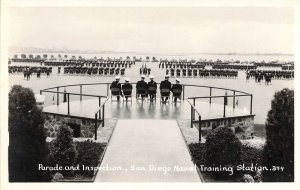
xmin=40 ymin=82 xmax=253 ymax=141
xmin=186 ymin=86 xmax=253 ymax=142
xmin=94 ymin=97 xmax=109 ymax=140
xmin=40 ymin=84 xmax=110 ymax=140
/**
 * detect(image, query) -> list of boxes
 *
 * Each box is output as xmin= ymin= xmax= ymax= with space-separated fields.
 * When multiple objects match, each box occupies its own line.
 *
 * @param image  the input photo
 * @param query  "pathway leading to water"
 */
xmin=95 ymin=119 xmax=201 ymax=182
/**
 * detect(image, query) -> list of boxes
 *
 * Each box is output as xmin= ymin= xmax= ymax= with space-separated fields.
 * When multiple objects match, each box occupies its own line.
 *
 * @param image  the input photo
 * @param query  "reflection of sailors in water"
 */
xmin=147 ymin=101 xmax=156 ymax=118
xmin=171 ymin=102 xmax=181 ymax=119
xmin=123 ymin=103 xmax=132 ymax=118
xmin=137 ymin=101 xmax=146 ymax=118
xmin=160 ymin=103 xmax=170 ymax=119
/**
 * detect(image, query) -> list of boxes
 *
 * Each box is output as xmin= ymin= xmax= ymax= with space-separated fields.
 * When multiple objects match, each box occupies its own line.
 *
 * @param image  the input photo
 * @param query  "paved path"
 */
xmin=94 ymin=119 xmax=201 ymax=182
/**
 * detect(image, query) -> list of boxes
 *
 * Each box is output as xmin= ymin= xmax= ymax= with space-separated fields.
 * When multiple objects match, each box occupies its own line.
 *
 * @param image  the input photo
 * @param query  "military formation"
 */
xmin=159 ymin=60 xmax=239 ymax=78
xmin=110 ymin=74 xmax=183 ymax=103
xmin=63 ymin=66 xmax=127 ymax=76
xmin=246 ymin=70 xmax=294 ymax=85
xmin=9 ymin=56 xmax=294 ymax=85
xmin=164 ymin=68 xmax=238 ymax=78
xmin=212 ymin=64 xmax=257 ymax=70
xmin=8 ymin=66 xmax=52 ymax=80
xmin=44 ymin=60 xmax=135 ymax=67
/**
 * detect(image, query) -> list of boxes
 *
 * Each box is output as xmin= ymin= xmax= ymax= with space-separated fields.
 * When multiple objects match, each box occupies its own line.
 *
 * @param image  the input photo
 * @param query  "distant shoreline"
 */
xmin=8 ymin=47 xmax=293 ymax=57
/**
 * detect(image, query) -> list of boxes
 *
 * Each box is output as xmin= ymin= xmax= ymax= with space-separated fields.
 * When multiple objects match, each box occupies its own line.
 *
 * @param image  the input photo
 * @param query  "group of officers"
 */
xmin=110 ymin=74 xmax=183 ymax=103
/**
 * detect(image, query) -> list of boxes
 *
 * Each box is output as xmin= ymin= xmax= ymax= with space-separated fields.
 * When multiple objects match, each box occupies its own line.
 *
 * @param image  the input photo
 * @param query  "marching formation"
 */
xmin=9 ymin=66 xmax=52 ymax=80
xmin=246 ymin=70 xmax=294 ymax=85
xmin=9 ymin=55 xmax=294 ymax=86
xmin=63 ymin=66 xmax=127 ymax=76
xmin=44 ymin=60 xmax=135 ymax=67
xmin=212 ymin=64 xmax=257 ymax=70
xmin=164 ymin=68 xmax=238 ymax=78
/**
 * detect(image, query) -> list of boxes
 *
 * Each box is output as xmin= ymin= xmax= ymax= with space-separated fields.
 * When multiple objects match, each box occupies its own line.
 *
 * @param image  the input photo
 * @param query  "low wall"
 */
xmin=201 ymin=115 xmax=255 ymax=139
xmin=43 ymin=113 xmax=96 ymax=138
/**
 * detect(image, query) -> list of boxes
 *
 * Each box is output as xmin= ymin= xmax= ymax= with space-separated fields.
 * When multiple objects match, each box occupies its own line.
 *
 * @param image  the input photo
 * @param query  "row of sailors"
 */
xmin=10 ymin=58 xmax=43 ymax=62
xmin=160 ymin=60 xmax=293 ymax=66
xmin=212 ymin=64 xmax=257 ymax=70
xmin=8 ymin=66 xmax=52 ymax=74
xmin=64 ymin=67 xmax=126 ymax=76
xmin=282 ymin=65 xmax=294 ymax=70
xmin=110 ymin=75 xmax=182 ymax=103
xmin=246 ymin=70 xmax=294 ymax=80
xmin=165 ymin=68 xmax=238 ymax=78
xmin=253 ymin=62 xmax=284 ymax=67
xmin=44 ymin=61 xmax=133 ymax=68
xmin=159 ymin=62 xmax=205 ymax=69
xmin=44 ymin=61 xmax=135 ymax=67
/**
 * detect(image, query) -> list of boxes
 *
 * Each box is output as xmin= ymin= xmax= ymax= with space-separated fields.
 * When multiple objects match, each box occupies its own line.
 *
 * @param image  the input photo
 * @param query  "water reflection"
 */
xmin=123 ymin=101 xmax=132 ymax=118
xmin=160 ymin=103 xmax=170 ymax=119
xmin=171 ymin=103 xmax=181 ymax=119
xmin=147 ymin=101 xmax=156 ymax=118
xmin=136 ymin=101 xmax=146 ymax=118
xmin=111 ymin=101 xmax=122 ymax=118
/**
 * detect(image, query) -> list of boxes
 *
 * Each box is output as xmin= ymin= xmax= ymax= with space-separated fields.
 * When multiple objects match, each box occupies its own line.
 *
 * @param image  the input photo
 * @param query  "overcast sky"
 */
xmin=8 ymin=7 xmax=294 ymax=54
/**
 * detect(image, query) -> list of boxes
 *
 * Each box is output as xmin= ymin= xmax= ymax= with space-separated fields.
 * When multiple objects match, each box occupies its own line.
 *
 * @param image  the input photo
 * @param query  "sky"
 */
xmin=8 ymin=7 xmax=294 ymax=54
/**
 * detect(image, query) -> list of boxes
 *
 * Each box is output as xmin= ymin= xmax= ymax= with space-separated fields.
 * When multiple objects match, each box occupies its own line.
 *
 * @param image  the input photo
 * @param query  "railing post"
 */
xmin=57 ymin=87 xmax=59 ymax=106
xmin=250 ymin=95 xmax=253 ymax=115
xmin=191 ymin=105 xmax=193 ymax=128
xmin=193 ymin=98 xmax=196 ymax=119
xmin=107 ymin=84 xmax=109 ymax=96
xmin=223 ymin=96 xmax=226 ymax=117
xmin=233 ymin=90 xmax=236 ymax=109
xmin=209 ymin=87 xmax=212 ymax=104
xmin=199 ymin=115 xmax=201 ymax=142
xmin=102 ymin=104 xmax=105 ymax=127
xmin=67 ymin=93 xmax=70 ymax=115
xmin=99 ymin=97 xmax=101 ymax=107
xmin=94 ymin=114 xmax=98 ymax=140
xmin=182 ymin=85 xmax=185 ymax=100
xmin=80 ymin=85 xmax=82 ymax=101
xmin=40 ymin=90 xmax=42 ymax=95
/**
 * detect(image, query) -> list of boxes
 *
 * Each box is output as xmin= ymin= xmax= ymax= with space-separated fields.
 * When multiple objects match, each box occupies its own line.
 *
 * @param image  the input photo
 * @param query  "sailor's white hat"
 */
xmin=165 ymin=74 xmax=170 ymax=78
xmin=115 ymin=75 xmax=120 ymax=79
xmin=149 ymin=75 xmax=154 ymax=79
xmin=141 ymin=75 xmax=146 ymax=78
xmin=176 ymin=78 xmax=181 ymax=82
xmin=125 ymin=78 xmax=130 ymax=82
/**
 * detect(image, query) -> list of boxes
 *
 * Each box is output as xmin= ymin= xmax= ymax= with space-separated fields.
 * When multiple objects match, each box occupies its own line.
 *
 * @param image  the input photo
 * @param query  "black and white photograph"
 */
xmin=0 ymin=0 xmax=298 ymax=188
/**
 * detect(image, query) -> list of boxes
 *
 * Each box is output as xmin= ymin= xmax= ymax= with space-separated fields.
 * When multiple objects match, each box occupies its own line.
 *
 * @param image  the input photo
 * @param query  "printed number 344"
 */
xmin=271 ymin=166 xmax=284 ymax=171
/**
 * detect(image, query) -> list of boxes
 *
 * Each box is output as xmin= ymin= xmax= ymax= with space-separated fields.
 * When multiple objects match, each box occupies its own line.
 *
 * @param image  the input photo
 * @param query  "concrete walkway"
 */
xmin=95 ymin=119 xmax=201 ymax=182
